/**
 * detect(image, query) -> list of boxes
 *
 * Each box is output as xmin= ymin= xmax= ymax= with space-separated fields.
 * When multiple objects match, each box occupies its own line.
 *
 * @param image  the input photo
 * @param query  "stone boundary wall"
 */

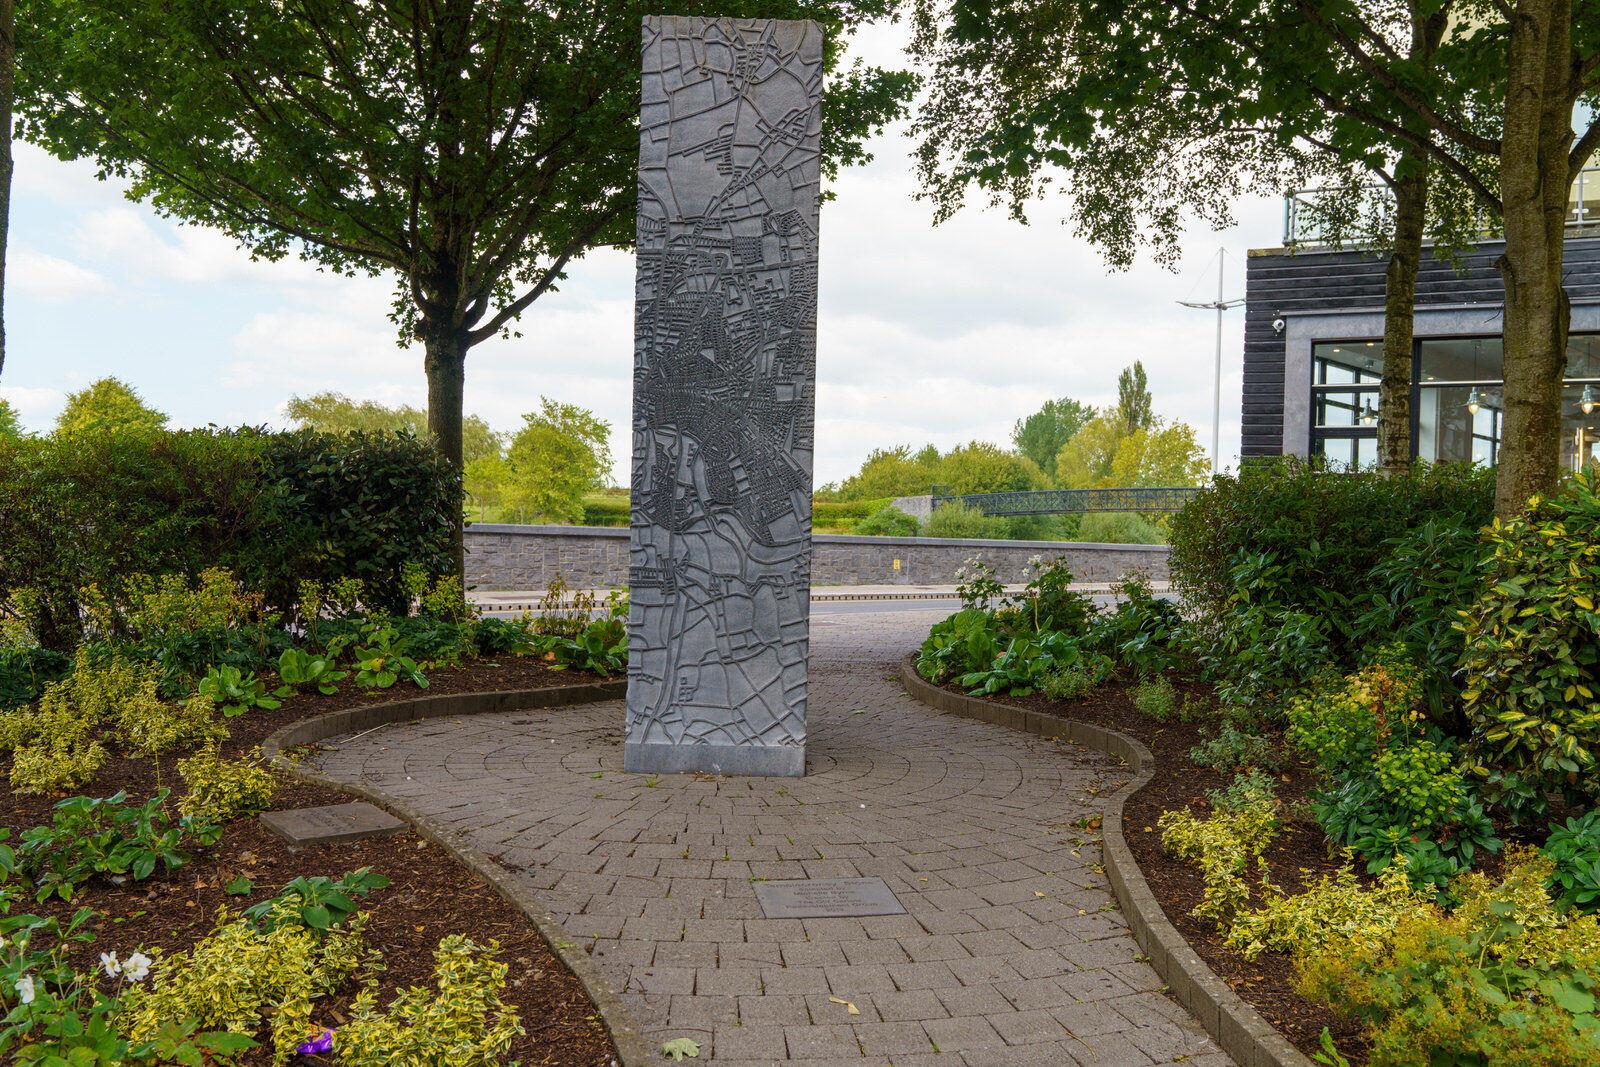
xmin=464 ymin=523 xmax=1168 ymax=591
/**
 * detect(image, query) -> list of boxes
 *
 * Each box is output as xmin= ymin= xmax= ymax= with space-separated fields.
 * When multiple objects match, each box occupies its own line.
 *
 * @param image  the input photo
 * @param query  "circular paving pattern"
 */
xmin=311 ymin=610 xmax=1229 ymax=1065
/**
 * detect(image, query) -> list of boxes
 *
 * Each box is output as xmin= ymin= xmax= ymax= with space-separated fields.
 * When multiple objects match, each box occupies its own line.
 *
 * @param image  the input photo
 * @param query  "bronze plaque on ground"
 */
xmin=259 ymin=802 xmax=407 ymax=846
xmin=753 ymin=877 xmax=906 ymax=919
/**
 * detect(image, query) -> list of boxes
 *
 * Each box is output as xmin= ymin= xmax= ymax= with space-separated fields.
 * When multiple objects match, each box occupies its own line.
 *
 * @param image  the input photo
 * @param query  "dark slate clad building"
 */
xmin=1242 ymin=178 xmax=1600 ymax=467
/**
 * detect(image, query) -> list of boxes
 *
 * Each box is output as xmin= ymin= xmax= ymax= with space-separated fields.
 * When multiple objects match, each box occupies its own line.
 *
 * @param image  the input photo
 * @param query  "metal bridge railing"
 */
xmin=931 ymin=487 xmax=1202 ymax=516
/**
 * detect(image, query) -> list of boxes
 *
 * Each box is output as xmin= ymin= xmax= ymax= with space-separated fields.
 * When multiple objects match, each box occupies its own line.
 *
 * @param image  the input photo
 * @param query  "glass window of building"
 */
xmin=1310 ymin=334 xmax=1600 ymax=468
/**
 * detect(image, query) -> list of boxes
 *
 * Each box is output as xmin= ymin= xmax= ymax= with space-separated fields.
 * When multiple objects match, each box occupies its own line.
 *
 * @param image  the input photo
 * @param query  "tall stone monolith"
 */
xmin=625 ymin=15 xmax=822 ymax=778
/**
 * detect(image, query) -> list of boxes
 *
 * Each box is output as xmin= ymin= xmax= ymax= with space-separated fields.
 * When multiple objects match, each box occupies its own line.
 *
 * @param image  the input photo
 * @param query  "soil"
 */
xmin=2 ymin=656 xmax=622 ymax=1067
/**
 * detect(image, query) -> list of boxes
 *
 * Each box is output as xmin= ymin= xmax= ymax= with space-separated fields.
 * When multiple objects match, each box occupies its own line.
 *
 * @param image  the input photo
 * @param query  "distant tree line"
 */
xmin=0 ymin=382 xmax=616 ymax=525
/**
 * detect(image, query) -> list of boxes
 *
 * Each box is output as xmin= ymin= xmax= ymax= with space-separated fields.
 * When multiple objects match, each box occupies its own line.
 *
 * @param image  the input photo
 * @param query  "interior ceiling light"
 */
xmin=1361 ymin=400 xmax=1378 ymax=425
xmin=1467 ymin=389 xmax=1482 ymax=415
xmin=1583 ymin=385 xmax=1596 ymax=415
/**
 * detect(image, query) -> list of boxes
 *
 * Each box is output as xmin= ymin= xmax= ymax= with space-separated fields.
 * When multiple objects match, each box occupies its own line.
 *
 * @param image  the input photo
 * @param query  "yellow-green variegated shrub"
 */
xmin=120 ymin=903 xmax=376 ymax=1066
xmin=335 ymin=935 xmax=524 ymax=1067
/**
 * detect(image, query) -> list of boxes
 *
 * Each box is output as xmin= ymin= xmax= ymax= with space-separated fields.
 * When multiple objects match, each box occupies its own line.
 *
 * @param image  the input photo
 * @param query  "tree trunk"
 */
xmin=423 ymin=321 xmax=469 ymax=579
xmin=0 ymin=0 xmax=14 ymax=380
xmin=1495 ymin=0 xmax=1574 ymax=518
xmin=1379 ymin=163 xmax=1428 ymax=476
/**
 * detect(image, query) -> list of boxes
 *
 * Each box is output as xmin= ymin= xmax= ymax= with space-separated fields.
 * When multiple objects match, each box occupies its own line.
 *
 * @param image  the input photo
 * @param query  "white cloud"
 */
xmin=0 ymin=386 xmax=65 ymax=431
xmin=9 ymin=247 xmax=108 ymax=303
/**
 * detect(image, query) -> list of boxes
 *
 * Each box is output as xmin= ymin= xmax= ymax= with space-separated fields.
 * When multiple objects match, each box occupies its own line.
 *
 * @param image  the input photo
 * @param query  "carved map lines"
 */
xmin=626 ymin=17 xmax=821 ymax=777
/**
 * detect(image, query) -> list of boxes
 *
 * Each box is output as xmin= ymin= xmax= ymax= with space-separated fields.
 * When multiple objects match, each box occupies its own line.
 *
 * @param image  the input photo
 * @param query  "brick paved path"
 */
xmin=312 ymin=611 xmax=1228 ymax=1066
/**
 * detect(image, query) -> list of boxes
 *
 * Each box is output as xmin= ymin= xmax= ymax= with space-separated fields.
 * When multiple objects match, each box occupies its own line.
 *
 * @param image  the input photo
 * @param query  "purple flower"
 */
xmin=295 ymin=1028 xmax=335 ymax=1055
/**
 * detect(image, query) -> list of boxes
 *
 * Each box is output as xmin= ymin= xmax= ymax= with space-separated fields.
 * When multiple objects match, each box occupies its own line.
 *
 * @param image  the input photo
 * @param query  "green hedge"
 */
xmin=813 ymin=498 xmax=892 ymax=527
xmin=0 ymin=429 xmax=459 ymax=649
xmin=579 ymin=496 xmax=630 ymax=527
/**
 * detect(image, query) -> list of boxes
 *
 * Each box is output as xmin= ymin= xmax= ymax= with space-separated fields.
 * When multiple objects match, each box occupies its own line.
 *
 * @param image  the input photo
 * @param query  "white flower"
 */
xmin=14 ymin=975 xmax=35 ymax=1004
xmin=100 ymin=952 xmax=122 ymax=977
xmin=123 ymin=952 xmax=152 ymax=983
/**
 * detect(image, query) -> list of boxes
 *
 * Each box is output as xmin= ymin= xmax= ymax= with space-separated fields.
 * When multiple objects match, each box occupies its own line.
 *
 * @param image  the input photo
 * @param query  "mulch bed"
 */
xmin=920 ymin=662 xmax=1370 ymax=1063
xmin=2 ymin=657 xmax=622 ymax=1067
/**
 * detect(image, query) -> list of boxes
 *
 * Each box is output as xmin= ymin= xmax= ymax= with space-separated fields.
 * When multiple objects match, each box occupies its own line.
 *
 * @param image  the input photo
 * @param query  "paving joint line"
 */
xmin=261 ymin=681 xmax=655 ymax=1067
xmin=898 ymin=657 xmax=1313 ymax=1067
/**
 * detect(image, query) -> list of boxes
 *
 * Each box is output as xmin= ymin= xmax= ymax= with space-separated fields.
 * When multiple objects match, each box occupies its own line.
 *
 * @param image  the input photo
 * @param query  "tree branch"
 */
xmin=466 ymin=206 xmax=624 ymax=345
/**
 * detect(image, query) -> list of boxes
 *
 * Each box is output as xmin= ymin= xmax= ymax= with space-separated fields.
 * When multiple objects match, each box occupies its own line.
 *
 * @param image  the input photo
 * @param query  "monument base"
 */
xmin=624 ymin=742 xmax=806 ymax=778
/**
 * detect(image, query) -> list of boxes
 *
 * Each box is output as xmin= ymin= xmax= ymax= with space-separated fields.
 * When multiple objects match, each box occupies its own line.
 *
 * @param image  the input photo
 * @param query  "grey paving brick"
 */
xmin=307 ymin=609 xmax=1229 ymax=1065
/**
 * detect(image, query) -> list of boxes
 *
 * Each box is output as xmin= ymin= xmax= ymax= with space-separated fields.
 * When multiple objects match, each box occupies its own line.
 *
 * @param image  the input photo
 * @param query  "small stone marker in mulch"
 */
xmin=754 ymin=877 xmax=906 ymax=919
xmin=260 ymin=802 xmax=408 ymax=846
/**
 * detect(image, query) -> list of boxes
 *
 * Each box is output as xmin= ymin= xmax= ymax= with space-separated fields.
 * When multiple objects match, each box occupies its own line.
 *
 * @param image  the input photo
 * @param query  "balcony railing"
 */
xmin=1284 ymin=164 xmax=1600 ymax=247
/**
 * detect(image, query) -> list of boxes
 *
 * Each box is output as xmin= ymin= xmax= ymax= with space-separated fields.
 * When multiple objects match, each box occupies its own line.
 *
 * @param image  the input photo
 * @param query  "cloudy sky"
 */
xmin=1 ymin=21 xmax=1284 ymax=487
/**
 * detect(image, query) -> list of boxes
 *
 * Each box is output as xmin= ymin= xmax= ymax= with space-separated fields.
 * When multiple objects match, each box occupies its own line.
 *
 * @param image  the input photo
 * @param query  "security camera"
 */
xmin=1272 ymin=316 xmax=1286 ymax=333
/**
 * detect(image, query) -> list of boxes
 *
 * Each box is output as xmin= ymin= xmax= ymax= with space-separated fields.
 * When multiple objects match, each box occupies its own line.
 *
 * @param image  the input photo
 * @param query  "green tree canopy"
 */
xmin=1116 ymin=361 xmax=1152 ymax=434
xmin=1012 ymin=396 xmax=1093 ymax=478
xmin=0 ymin=398 xmax=22 ymax=439
xmin=503 ymin=398 xmax=613 ymax=524
xmin=20 ymin=0 xmax=915 ymax=568
xmin=54 ymin=377 xmax=166 ymax=439
xmin=937 ymin=440 xmax=1048 ymax=495
xmin=909 ymin=0 xmax=1600 ymax=515
xmin=835 ymin=444 xmax=943 ymax=501
xmin=1056 ymin=413 xmax=1206 ymax=489
xmin=285 ymin=391 xmax=502 ymax=465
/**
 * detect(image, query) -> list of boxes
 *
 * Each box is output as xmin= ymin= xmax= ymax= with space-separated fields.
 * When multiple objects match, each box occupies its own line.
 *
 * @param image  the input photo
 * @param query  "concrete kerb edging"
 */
xmin=897 ymin=658 xmax=1313 ymax=1067
xmin=260 ymin=682 xmax=657 ymax=1067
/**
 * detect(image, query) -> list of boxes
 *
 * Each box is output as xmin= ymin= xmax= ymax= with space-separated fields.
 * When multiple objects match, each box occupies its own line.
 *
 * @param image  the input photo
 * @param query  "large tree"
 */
xmin=912 ymin=0 xmax=1598 ymax=514
xmin=53 ymin=376 xmax=167 ymax=438
xmin=285 ymin=391 xmax=502 ymax=465
xmin=1012 ymin=395 xmax=1093 ymax=477
xmin=20 ymin=0 xmax=913 ymax=570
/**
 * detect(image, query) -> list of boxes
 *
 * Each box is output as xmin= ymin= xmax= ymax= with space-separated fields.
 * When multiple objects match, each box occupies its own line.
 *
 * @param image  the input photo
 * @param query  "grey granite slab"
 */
xmin=259 ymin=802 xmax=407 ymax=846
xmin=754 ymin=878 xmax=907 ymax=919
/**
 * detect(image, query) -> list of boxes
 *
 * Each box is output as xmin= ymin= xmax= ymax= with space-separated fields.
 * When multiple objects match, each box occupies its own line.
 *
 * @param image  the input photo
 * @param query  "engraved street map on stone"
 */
xmin=626 ymin=16 xmax=821 ymax=777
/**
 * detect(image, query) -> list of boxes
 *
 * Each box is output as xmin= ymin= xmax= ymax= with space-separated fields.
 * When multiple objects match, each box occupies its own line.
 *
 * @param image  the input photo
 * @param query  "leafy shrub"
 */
xmin=120 ymin=693 xmax=227 ymax=758
xmin=958 ymin=630 xmax=1097 ymax=696
xmin=1227 ymin=859 xmax=1432 ymax=962
xmin=917 ymin=608 xmax=1000 ymax=685
xmin=1457 ymin=469 xmax=1600 ymax=821
xmin=197 ymin=665 xmax=285 ymax=717
xmin=1133 ymin=676 xmax=1177 ymax=719
xmin=1298 ymin=852 xmax=1600 ymax=1066
xmin=1179 ymin=553 xmax=1338 ymax=710
xmin=471 ymin=617 xmax=531 ymax=656
xmin=1017 ymin=556 xmax=1097 ymax=634
xmin=336 ymin=936 xmax=524 ymax=1067
xmin=1543 ymin=809 xmax=1600 ymax=914
xmin=13 ymin=790 xmax=218 ymax=902
xmin=852 ymin=505 xmax=920 ymax=537
xmin=1169 ymin=457 xmax=1493 ymax=631
xmin=177 ymin=746 xmax=278 ymax=823
xmin=926 ymin=501 xmax=1001 ymax=539
xmin=244 ymin=867 xmax=389 ymax=933
xmin=1190 ymin=723 xmax=1283 ymax=773
xmin=1160 ymin=782 xmax=1279 ymax=927
xmin=349 ymin=625 xmax=430 ymax=690
xmin=1041 ymin=660 xmax=1100 ymax=701
xmin=0 ymin=646 xmax=69 ymax=711
xmin=0 ymin=429 xmax=459 ymax=651
xmin=1350 ymin=516 xmax=1487 ymax=716
xmin=120 ymin=902 xmax=376 ymax=1065
xmin=275 ymin=648 xmax=347 ymax=695
xmin=1077 ymin=511 xmax=1165 ymax=545
xmin=1286 ymin=660 xmax=1425 ymax=776
xmin=1 ymin=668 xmax=110 ymax=794
xmin=1087 ymin=571 xmax=1183 ymax=674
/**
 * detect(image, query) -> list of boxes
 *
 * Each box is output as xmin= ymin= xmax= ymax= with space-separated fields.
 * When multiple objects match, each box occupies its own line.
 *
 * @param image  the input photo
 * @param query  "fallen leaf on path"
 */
xmin=829 ymin=997 xmax=860 ymax=1015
